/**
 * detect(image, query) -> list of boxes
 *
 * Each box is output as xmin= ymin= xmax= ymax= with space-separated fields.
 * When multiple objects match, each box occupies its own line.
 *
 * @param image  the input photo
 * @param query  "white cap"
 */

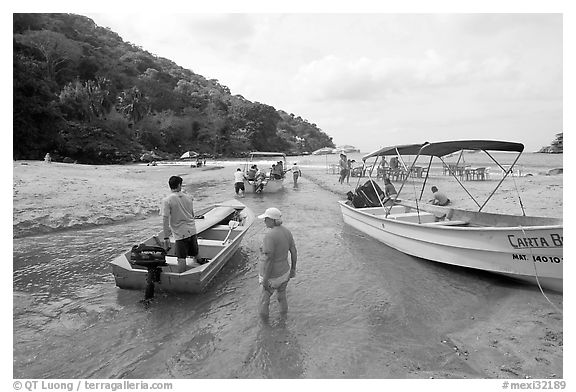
xmin=258 ymin=207 xmax=282 ymax=220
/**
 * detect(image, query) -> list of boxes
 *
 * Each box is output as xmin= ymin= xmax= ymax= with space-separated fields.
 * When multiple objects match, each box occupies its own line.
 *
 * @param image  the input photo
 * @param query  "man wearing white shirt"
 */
xmin=234 ymin=168 xmax=245 ymax=197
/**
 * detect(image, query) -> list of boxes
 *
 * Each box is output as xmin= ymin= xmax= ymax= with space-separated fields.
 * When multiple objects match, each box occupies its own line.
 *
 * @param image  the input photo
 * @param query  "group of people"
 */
xmin=233 ymin=162 xmax=302 ymax=196
xmin=161 ymin=175 xmax=297 ymax=321
xmin=159 ymin=164 xmax=449 ymax=323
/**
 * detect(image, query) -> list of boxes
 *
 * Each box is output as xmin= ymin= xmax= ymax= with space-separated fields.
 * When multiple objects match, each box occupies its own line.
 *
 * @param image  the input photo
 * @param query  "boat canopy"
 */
xmin=362 ymin=140 xmax=524 ymax=161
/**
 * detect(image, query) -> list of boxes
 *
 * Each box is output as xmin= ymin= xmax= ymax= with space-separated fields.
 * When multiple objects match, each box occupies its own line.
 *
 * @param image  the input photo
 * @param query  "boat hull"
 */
xmin=339 ymin=201 xmax=563 ymax=292
xmin=110 ymin=200 xmax=254 ymax=294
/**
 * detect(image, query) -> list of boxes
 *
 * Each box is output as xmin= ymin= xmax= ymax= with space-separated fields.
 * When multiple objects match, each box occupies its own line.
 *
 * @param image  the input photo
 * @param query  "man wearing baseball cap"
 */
xmin=257 ymin=207 xmax=298 ymax=320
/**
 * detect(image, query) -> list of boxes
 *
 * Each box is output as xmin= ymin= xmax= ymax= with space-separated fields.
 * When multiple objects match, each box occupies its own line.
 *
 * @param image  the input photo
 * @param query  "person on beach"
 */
xmin=234 ymin=168 xmax=245 ymax=197
xmin=271 ymin=164 xmax=282 ymax=179
xmin=291 ymin=162 xmax=301 ymax=186
xmin=258 ymin=207 xmax=297 ymax=321
xmin=383 ymin=178 xmax=397 ymax=199
xmin=430 ymin=186 xmax=450 ymax=206
xmin=338 ymin=153 xmax=348 ymax=184
xmin=246 ymin=165 xmax=257 ymax=181
xmin=44 ymin=153 xmax=51 ymax=163
xmin=160 ymin=175 xmax=199 ymax=272
xmin=254 ymin=168 xmax=266 ymax=193
xmin=346 ymin=159 xmax=354 ymax=184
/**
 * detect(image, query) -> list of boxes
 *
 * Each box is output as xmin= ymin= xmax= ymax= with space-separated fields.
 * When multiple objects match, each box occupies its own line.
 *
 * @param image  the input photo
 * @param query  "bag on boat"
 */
xmin=348 ymin=180 xmax=385 ymax=208
xmin=347 ymin=191 xmax=370 ymax=208
xmin=130 ymin=244 xmax=167 ymax=262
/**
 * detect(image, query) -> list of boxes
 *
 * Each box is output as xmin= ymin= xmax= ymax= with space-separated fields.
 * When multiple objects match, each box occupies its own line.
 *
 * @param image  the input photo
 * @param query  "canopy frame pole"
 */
xmin=439 ymin=156 xmax=482 ymax=209
xmin=365 ymin=155 xmax=387 ymax=210
xmin=479 ymin=151 xmax=523 ymax=212
xmin=419 ymin=155 xmax=434 ymax=201
xmin=396 ymin=147 xmax=420 ymax=198
xmin=394 ymin=147 xmax=427 ymax=222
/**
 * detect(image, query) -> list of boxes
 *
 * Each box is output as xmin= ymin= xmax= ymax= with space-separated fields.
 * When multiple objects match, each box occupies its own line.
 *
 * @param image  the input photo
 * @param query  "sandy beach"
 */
xmin=12 ymin=159 xmax=563 ymax=379
xmin=12 ymin=161 xmax=229 ymax=238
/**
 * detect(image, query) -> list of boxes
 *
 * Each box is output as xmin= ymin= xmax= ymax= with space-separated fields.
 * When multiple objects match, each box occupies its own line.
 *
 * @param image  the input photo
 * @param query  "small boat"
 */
xmin=243 ymin=151 xmax=287 ymax=193
xmin=339 ymin=140 xmax=563 ymax=292
xmin=110 ymin=200 xmax=255 ymax=296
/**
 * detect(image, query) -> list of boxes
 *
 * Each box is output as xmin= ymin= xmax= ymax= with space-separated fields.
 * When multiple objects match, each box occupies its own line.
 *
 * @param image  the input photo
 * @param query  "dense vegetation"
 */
xmin=13 ymin=13 xmax=335 ymax=163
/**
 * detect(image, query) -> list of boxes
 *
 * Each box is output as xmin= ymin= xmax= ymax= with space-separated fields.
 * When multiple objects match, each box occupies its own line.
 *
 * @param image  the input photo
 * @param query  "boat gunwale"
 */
xmin=338 ymin=200 xmax=563 ymax=231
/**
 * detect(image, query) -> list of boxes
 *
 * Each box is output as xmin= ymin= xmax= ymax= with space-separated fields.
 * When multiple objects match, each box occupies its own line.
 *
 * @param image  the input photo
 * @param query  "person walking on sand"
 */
xmin=234 ymin=168 xmax=245 ymax=197
xmin=44 ymin=153 xmax=51 ymax=163
xmin=160 ymin=175 xmax=200 ymax=272
xmin=258 ymin=207 xmax=297 ymax=321
xmin=291 ymin=162 xmax=301 ymax=186
xmin=346 ymin=159 xmax=354 ymax=184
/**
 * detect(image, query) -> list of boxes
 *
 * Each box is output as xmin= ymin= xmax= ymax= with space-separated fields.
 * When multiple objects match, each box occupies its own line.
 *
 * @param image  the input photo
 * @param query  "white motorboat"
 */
xmin=339 ymin=140 xmax=562 ymax=292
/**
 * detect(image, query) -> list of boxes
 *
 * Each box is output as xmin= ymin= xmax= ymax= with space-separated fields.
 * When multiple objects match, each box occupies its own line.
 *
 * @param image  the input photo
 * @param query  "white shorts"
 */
xmin=259 ymin=270 xmax=290 ymax=289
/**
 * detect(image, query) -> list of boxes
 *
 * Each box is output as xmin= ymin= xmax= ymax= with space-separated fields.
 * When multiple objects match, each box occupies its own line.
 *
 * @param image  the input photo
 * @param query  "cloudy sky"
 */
xmin=82 ymin=11 xmax=562 ymax=153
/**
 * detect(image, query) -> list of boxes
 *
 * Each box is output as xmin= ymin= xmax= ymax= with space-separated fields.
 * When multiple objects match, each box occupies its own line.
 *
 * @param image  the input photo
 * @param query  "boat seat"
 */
xmin=423 ymin=220 xmax=469 ymax=226
xmin=197 ymin=239 xmax=227 ymax=247
xmin=210 ymin=225 xmax=233 ymax=230
xmin=387 ymin=211 xmax=436 ymax=223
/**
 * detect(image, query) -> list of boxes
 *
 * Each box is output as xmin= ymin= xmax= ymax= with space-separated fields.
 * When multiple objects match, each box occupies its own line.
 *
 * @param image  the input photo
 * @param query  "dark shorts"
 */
xmin=235 ymin=182 xmax=245 ymax=193
xmin=438 ymin=199 xmax=451 ymax=206
xmin=174 ymin=235 xmax=199 ymax=259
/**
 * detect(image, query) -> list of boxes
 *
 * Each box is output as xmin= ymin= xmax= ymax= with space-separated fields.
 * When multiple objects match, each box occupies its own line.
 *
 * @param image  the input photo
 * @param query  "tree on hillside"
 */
xmin=117 ymin=87 xmax=149 ymax=124
xmin=13 ymin=49 xmax=62 ymax=159
xmin=59 ymin=77 xmax=111 ymax=121
xmin=14 ymin=29 xmax=83 ymax=84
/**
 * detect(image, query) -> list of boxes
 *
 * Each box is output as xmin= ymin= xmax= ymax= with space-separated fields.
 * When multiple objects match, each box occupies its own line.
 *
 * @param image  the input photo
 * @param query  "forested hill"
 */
xmin=13 ymin=13 xmax=335 ymax=163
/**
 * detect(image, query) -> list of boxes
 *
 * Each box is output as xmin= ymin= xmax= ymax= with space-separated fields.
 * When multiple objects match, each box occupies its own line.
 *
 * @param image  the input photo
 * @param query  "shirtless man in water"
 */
xmin=258 ymin=207 xmax=298 ymax=320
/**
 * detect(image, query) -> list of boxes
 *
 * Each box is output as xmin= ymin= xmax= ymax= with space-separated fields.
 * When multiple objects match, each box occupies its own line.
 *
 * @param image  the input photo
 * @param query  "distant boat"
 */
xmin=334 ymin=145 xmax=360 ymax=153
xmin=312 ymin=147 xmax=336 ymax=155
xmin=340 ymin=140 xmax=563 ymax=292
xmin=110 ymin=200 xmax=254 ymax=297
xmin=243 ymin=151 xmax=287 ymax=194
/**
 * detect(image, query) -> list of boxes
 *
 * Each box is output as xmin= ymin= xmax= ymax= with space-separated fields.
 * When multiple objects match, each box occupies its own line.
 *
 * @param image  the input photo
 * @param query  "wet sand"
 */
xmin=301 ymin=166 xmax=563 ymax=379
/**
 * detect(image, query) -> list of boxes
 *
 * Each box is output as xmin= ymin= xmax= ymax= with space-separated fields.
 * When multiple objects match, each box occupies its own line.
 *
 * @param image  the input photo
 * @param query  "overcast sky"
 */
xmin=78 ymin=12 xmax=563 ymax=153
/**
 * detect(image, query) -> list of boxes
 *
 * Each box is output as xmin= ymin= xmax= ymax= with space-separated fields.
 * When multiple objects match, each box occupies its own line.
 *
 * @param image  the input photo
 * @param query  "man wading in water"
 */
xmin=258 ymin=207 xmax=297 ymax=321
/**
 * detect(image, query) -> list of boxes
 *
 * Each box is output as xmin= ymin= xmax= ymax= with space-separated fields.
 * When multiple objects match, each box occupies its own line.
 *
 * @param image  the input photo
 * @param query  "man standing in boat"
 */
xmin=258 ymin=207 xmax=298 ymax=321
xmin=161 ymin=175 xmax=199 ymax=272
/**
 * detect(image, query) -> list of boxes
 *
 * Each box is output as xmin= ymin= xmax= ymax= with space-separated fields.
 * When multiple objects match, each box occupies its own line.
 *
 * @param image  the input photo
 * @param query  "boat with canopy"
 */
xmin=339 ymin=140 xmax=563 ymax=292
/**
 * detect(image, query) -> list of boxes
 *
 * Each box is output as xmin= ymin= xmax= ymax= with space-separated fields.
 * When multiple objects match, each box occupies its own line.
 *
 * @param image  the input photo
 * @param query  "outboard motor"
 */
xmin=130 ymin=244 xmax=167 ymax=300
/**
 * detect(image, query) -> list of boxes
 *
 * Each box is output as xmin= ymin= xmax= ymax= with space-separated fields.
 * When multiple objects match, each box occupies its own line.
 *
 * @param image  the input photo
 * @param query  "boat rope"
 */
xmin=510 ymin=174 xmax=527 ymax=217
xmin=512 ymin=175 xmax=560 ymax=311
xmin=243 ymin=221 xmax=268 ymax=241
xmin=509 ymin=174 xmax=561 ymax=312
xmin=517 ymin=224 xmax=562 ymax=314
